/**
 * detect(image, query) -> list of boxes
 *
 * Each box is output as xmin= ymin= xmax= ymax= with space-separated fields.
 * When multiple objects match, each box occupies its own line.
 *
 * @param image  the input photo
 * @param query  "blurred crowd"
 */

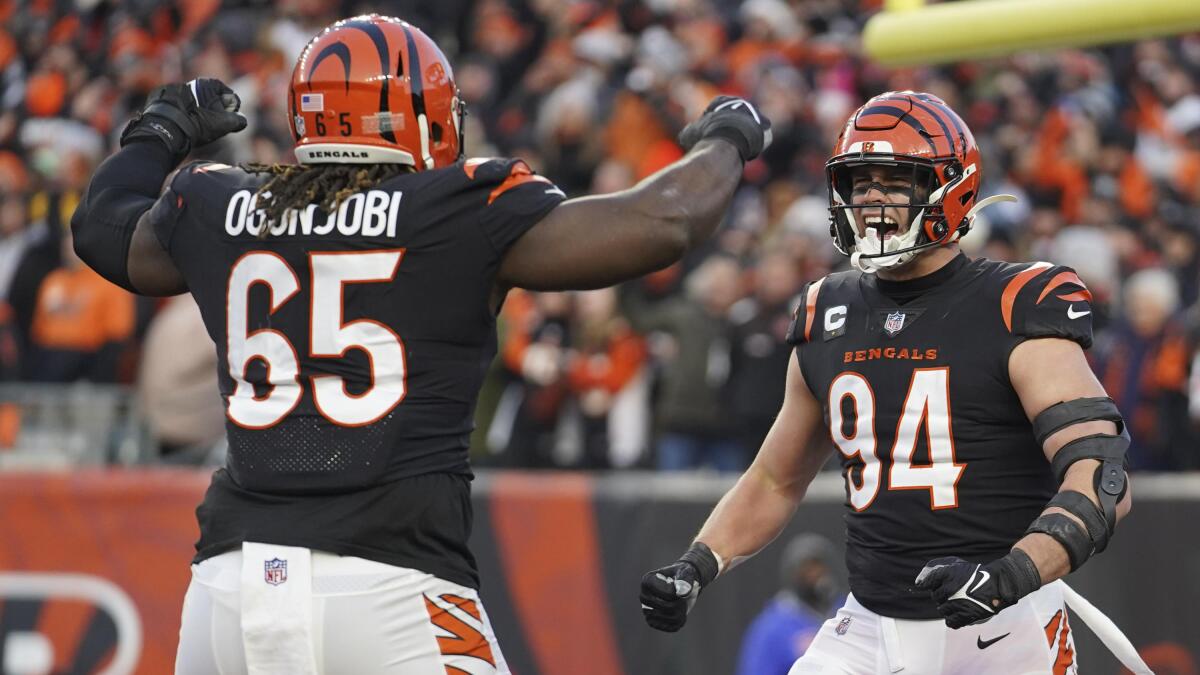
xmin=2 ymin=0 xmax=1200 ymax=471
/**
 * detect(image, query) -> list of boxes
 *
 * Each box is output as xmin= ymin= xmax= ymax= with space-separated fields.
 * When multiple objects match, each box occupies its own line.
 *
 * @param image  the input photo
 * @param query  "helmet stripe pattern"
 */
xmin=400 ymin=25 xmax=432 ymax=167
xmin=917 ymin=92 xmax=969 ymax=153
xmin=343 ymin=20 xmax=398 ymax=144
xmin=907 ymin=98 xmax=957 ymax=155
xmin=402 ymin=26 xmax=425 ymax=113
xmin=308 ymin=43 xmax=352 ymax=93
xmin=858 ymin=105 xmax=938 ymax=155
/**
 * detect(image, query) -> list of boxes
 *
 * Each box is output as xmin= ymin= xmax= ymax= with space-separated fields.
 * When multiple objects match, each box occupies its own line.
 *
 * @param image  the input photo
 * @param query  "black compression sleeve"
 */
xmin=70 ymin=140 xmax=179 ymax=293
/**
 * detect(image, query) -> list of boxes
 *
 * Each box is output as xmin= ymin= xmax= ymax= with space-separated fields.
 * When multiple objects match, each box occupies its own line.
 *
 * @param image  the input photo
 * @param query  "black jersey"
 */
xmin=787 ymin=254 xmax=1094 ymax=619
xmin=147 ymin=157 xmax=564 ymax=587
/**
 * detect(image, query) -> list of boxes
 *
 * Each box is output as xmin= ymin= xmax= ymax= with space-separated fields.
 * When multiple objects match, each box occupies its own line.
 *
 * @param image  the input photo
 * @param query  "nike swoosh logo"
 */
xmin=714 ymin=98 xmax=762 ymax=123
xmin=977 ymin=632 xmax=1011 ymax=649
xmin=969 ymin=569 xmax=990 ymax=594
xmin=1067 ymin=305 xmax=1090 ymax=320
xmin=948 ymin=565 xmax=995 ymax=614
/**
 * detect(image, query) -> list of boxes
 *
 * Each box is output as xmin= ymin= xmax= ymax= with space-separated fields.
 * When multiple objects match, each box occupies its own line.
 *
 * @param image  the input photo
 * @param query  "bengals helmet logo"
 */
xmin=289 ymin=14 xmax=465 ymax=170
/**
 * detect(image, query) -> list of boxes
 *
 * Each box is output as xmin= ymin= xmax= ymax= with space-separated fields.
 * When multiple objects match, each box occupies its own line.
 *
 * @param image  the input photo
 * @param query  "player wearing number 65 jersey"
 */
xmin=70 ymin=14 xmax=772 ymax=674
xmin=641 ymin=92 xmax=1141 ymax=674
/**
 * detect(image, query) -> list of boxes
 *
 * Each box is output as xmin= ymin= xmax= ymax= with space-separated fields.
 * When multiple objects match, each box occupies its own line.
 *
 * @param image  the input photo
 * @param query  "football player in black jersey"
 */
xmin=642 ymin=92 xmax=1138 ymax=674
xmin=70 ymin=14 xmax=771 ymax=674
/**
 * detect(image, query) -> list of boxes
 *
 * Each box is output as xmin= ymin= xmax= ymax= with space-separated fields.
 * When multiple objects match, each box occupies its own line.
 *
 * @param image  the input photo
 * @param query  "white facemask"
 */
xmin=849 ymin=206 xmax=928 ymax=273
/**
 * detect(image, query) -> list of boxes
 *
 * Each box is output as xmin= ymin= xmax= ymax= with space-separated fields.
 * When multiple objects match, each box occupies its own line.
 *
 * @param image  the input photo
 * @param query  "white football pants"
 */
xmin=175 ymin=543 xmax=509 ymax=675
xmin=789 ymin=581 xmax=1077 ymax=675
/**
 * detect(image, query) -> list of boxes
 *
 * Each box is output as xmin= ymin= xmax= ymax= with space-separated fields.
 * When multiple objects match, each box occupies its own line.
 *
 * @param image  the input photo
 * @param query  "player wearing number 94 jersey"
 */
xmin=640 ymin=92 xmax=1147 ymax=675
xmin=70 ymin=13 xmax=772 ymax=675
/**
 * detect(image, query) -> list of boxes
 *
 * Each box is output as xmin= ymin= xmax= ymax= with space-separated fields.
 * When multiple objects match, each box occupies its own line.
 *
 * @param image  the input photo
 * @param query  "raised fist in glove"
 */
xmin=121 ymin=78 xmax=248 ymax=160
xmin=640 ymin=542 xmax=720 ymax=632
xmin=679 ymin=96 xmax=773 ymax=162
xmin=914 ymin=550 xmax=1042 ymax=629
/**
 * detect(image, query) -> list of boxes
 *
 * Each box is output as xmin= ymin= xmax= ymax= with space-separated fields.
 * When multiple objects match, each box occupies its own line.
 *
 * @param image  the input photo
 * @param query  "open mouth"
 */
xmin=864 ymin=214 xmax=901 ymax=240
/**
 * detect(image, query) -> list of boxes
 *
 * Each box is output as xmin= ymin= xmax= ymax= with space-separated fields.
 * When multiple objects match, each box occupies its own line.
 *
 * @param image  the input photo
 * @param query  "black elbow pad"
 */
xmin=1032 ymin=397 xmax=1129 ymax=546
xmin=70 ymin=140 xmax=181 ymax=294
xmin=70 ymin=201 xmax=138 ymax=293
xmin=1025 ymin=512 xmax=1093 ymax=571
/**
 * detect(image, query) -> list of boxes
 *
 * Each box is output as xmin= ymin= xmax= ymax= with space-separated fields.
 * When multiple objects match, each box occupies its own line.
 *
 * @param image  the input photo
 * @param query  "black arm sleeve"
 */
xmin=70 ymin=140 xmax=179 ymax=292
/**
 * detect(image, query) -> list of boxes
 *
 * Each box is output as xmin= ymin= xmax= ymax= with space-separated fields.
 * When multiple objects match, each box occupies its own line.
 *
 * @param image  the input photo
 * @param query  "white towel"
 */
xmin=240 ymin=542 xmax=318 ymax=675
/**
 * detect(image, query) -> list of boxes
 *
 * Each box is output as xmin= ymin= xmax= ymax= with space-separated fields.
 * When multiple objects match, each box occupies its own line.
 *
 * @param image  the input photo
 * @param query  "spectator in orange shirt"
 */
xmin=567 ymin=288 xmax=648 ymax=468
xmin=488 ymin=290 xmax=574 ymax=468
xmin=27 ymin=229 xmax=135 ymax=382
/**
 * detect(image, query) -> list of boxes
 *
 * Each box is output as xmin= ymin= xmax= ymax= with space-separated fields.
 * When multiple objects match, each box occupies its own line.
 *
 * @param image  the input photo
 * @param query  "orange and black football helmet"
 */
xmin=826 ymin=91 xmax=1012 ymax=272
xmin=289 ymin=15 xmax=465 ymax=169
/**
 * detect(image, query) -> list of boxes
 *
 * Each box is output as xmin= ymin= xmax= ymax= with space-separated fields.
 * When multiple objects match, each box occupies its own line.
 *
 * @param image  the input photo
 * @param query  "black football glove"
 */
xmin=121 ymin=78 xmax=248 ymax=160
xmin=640 ymin=542 xmax=720 ymax=632
xmin=678 ymin=96 xmax=773 ymax=162
xmin=914 ymin=549 xmax=1042 ymax=629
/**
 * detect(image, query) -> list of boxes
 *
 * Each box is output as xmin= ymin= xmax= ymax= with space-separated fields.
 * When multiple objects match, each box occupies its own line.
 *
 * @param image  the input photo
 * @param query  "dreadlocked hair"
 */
xmin=242 ymin=163 xmax=413 ymax=239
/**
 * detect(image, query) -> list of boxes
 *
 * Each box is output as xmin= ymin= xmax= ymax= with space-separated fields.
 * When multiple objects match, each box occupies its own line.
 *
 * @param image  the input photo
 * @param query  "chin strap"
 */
xmin=965 ymin=193 xmax=1017 ymax=221
xmin=852 ymin=251 xmax=927 ymax=274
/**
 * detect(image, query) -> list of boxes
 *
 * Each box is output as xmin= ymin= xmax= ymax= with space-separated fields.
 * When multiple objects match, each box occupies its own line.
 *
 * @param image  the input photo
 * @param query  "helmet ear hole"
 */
xmin=431 ymin=122 xmax=443 ymax=144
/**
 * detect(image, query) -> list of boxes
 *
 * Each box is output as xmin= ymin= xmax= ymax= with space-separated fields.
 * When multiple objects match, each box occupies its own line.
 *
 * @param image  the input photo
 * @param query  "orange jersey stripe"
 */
xmin=1001 ymin=262 xmax=1052 ymax=332
xmin=1037 ymin=271 xmax=1091 ymax=304
xmin=1056 ymin=290 xmax=1092 ymax=303
xmin=462 ymin=157 xmax=489 ymax=180
xmin=804 ymin=277 xmax=825 ymax=341
xmin=488 ymin=169 xmax=552 ymax=205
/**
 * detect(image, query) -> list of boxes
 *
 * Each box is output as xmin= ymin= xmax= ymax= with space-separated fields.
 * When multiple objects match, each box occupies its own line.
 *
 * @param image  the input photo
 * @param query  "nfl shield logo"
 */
xmin=836 ymin=616 xmax=852 ymax=635
xmin=884 ymin=311 xmax=906 ymax=336
xmin=264 ymin=558 xmax=287 ymax=585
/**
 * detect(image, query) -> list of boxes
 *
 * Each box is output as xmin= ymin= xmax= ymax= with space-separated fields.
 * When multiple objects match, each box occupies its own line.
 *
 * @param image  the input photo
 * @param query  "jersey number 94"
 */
xmin=830 ymin=368 xmax=965 ymax=510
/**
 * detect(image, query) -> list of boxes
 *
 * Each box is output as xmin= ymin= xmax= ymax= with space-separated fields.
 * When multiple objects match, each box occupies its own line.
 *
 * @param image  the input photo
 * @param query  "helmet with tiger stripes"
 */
xmin=826 ymin=91 xmax=1012 ymax=273
xmin=289 ymin=14 xmax=465 ymax=169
